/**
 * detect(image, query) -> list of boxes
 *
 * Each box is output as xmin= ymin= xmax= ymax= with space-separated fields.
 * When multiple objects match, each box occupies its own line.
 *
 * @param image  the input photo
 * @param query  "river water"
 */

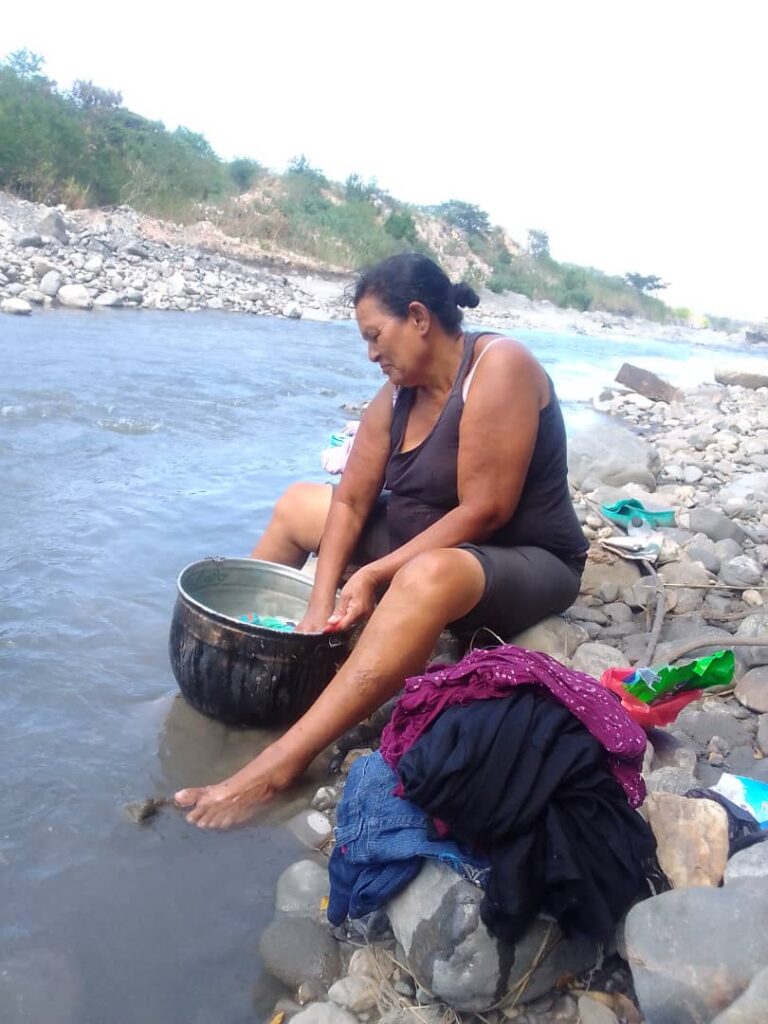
xmin=1 ymin=309 xmax=764 ymax=1023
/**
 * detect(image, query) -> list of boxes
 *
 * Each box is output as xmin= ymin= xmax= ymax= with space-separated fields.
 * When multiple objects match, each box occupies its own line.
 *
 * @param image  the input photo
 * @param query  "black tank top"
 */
xmin=384 ymin=331 xmax=588 ymax=565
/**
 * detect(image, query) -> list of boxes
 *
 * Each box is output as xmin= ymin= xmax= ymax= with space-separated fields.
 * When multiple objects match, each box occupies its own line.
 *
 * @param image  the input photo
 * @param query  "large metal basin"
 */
xmin=169 ymin=557 xmax=354 ymax=727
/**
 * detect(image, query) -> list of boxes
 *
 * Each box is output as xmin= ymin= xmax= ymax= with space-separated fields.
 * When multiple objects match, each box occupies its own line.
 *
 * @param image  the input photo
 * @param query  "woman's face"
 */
xmin=355 ymin=294 xmax=427 ymax=387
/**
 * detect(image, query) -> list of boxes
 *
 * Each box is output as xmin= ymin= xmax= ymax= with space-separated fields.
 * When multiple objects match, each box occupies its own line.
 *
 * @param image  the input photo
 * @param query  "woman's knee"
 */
xmin=391 ymin=549 xmax=484 ymax=599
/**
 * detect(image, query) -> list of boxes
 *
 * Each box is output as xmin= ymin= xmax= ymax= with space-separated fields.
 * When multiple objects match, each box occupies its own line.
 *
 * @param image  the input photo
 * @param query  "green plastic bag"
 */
xmin=623 ymin=649 xmax=735 ymax=704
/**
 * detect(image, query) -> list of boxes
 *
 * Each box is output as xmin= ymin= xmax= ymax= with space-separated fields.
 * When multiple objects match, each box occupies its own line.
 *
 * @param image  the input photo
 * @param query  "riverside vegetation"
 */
xmin=0 ymin=48 xmax=751 ymax=329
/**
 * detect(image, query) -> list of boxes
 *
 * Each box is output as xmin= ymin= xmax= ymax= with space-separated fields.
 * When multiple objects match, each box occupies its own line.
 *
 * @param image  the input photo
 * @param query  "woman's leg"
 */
xmin=176 ymin=547 xmax=487 ymax=828
xmin=250 ymin=482 xmax=333 ymax=567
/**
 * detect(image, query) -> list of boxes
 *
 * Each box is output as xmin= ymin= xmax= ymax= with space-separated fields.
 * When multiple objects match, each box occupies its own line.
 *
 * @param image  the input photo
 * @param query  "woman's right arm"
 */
xmin=298 ymin=384 xmax=394 ymax=631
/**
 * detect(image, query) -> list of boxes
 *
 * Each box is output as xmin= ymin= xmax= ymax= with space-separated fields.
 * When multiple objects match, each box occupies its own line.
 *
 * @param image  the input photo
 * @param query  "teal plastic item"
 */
xmin=239 ymin=613 xmax=296 ymax=632
xmin=601 ymin=497 xmax=676 ymax=530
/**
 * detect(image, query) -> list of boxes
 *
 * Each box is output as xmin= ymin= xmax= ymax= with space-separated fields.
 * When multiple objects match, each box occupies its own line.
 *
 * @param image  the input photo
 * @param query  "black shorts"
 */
xmin=348 ymin=492 xmax=584 ymax=642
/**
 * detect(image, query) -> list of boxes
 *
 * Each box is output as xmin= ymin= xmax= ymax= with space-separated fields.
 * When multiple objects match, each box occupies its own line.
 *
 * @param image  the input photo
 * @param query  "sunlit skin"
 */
xmin=175 ymin=295 xmax=550 ymax=828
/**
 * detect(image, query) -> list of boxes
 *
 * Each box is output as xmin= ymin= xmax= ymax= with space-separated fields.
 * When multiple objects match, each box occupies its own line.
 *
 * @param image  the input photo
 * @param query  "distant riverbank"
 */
xmin=2 ymin=190 xmax=767 ymax=359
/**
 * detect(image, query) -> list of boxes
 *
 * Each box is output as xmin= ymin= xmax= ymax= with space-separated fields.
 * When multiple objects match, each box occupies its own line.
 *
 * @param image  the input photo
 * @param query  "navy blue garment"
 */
xmin=328 ymin=752 xmax=489 ymax=925
xmin=398 ymin=690 xmax=658 ymax=945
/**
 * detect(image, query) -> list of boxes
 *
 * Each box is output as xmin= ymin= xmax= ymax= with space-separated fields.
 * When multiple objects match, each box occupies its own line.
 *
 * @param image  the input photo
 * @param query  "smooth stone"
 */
xmin=577 ymin=995 xmax=620 ymax=1024
xmin=711 ymin=966 xmax=768 ymax=1023
xmin=348 ymin=946 xmax=395 ymax=980
xmin=13 ymin=232 xmax=43 ymax=247
xmin=510 ymin=615 xmax=587 ymax=660
xmin=724 ymin=843 xmax=768 ymax=883
xmin=327 ymin=975 xmax=378 ymax=1013
xmin=757 ymin=714 xmax=768 ymax=755
xmin=644 ymin=767 xmax=698 ymax=796
xmin=93 ymin=290 xmax=123 ymax=308
xmin=290 ymin=1003 xmax=358 ymax=1024
xmin=734 ymin=613 xmax=768 ymax=670
xmin=283 ymin=302 xmax=303 ymax=319
xmin=57 ymin=284 xmax=92 ymax=309
xmin=626 ymin=880 xmax=768 ymax=1024
xmin=715 ymin=367 xmax=768 ymax=390
xmin=735 ymin=667 xmax=768 ymax=713
xmin=644 ymin=793 xmax=729 ymax=888
xmin=568 ymin=419 xmax=659 ymax=491
xmin=715 ymin=538 xmax=745 ymax=562
xmin=275 ymin=860 xmax=329 ymax=915
xmin=571 ymin=642 xmax=626 ymax=679
xmin=689 ymin=508 xmax=748 ymax=545
xmin=286 ymin=810 xmax=333 ymax=850
xmin=658 ymin=556 xmax=713 ymax=588
xmin=719 ymin=556 xmax=764 ymax=589
xmin=686 ymin=536 xmax=721 ymax=573
xmin=259 ymin=917 xmax=341 ymax=990
xmin=580 ymin=557 xmax=641 ymax=599
xmin=1 ymin=297 xmax=32 ymax=315
xmin=39 ymin=270 xmax=63 ymax=297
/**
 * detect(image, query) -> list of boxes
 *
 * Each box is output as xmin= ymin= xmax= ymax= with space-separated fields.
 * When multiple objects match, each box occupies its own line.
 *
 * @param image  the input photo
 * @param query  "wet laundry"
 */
xmin=398 ymin=690 xmax=658 ymax=945
xmin=380 ymin=644 xmax=647 ymax=808
xmin=327 ymin=751 xmax=489 ymax=925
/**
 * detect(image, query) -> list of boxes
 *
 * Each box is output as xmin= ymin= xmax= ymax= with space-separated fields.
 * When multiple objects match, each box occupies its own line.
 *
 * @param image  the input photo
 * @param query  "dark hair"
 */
xmin=352 ymin=253 xmax=480 ymax=333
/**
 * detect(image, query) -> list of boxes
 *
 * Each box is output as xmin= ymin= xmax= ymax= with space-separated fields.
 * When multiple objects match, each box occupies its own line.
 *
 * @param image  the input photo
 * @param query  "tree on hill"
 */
xmin=624 ymin=271 xmax=668 ymax=293
xmin=68 ymin=79 xmax=123 ymax=110
xmin=527 ymin=228 xmax=550 ymax=261
xmin=433 ymin=200 xmax=490 ymax=236
xmin=228 ymin=157 xmax=263 ymax=192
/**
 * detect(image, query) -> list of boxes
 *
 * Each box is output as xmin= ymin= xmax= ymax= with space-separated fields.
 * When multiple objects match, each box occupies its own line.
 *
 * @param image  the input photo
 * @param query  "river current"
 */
xmin=1 ymin=308 xmax=763 ymax=1023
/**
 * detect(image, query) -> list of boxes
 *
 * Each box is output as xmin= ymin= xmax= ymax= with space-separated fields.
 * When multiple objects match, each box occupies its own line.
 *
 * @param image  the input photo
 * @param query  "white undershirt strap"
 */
xmin=461 ymin=337 xmax=504 ymax=402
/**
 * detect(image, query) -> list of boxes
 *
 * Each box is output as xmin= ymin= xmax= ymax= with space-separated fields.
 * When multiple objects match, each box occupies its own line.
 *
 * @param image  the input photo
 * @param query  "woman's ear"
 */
xmin=408 ymin=301 xmax=431 ymax=335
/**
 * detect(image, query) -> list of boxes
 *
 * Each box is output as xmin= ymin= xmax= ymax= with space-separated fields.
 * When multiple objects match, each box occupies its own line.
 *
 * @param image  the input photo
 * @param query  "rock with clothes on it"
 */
xmin=626 ymin=880 xmax=768 ymax=1024
xmin=386 ymin=860 xmax=599 ymax=1013
xmin=643 ymin=793 xmax=729 ymax=888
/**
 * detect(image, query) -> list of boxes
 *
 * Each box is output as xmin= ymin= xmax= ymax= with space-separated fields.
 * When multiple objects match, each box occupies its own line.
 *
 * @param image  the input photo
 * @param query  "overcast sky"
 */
xmin=5 ymin=1 xmax=767 ymax=319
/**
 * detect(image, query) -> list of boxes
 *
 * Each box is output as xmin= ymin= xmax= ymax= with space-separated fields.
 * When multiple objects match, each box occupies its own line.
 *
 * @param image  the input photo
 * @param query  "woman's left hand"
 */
xmin=325 ymin=566 xmax=379 ymax=632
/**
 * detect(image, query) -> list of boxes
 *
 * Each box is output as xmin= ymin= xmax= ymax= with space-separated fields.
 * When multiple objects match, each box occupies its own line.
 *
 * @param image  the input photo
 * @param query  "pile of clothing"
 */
xmin=329 ymin=645 xmax=659 ymax=946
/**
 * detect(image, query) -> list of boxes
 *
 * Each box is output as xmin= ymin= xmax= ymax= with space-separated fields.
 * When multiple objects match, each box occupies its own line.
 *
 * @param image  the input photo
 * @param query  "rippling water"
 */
xmin=1 ymin=308 xmax=762 ymax=1022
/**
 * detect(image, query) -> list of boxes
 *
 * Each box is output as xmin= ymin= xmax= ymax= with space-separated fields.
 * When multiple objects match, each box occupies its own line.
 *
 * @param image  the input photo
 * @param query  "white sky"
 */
xmin=5 ymin=1 xmax=767 ymax=319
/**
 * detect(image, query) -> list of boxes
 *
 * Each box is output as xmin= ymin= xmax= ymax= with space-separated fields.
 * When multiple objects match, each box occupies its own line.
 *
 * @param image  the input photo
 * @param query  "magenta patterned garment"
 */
xmin=380 ymin=645 xmax=647 ymax=808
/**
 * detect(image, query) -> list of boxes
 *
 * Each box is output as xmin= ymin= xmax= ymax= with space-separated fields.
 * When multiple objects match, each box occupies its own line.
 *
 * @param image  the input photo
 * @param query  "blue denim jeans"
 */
xmin=328 ymin=752 xmax=489 ymax=924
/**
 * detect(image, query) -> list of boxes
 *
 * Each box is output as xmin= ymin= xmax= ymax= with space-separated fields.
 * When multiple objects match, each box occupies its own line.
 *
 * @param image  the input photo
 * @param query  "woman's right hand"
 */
xmin=295 ymin=598 xmax=335 ymax=634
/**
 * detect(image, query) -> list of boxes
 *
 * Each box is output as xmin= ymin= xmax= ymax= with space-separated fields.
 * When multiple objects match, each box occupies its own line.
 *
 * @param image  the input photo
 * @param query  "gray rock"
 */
xmin=290 ymin=1003 xmax=358 ymax=1024
xmin=721 ymin=472 xmax=768 ymax=508
xmin=686 ymin=535 xmax=721 ymax=573
xmin=1 ymin=297 xmax=32 ymax=315
xmin=715 ymin=367 xmax=768 ymax=390
xmin=644 ymin=766 xmax=698 ymax=796
xmin=603 ymin=602 xmax=634 ymax=624
xmin=675 ymin=705 xmax=754 ymax=749
xmin=37 ymin=210 xmax=69 ymax=244
xmin=283 ymin=302 xmax=303 ymax=319
xmin=689 ymin=508 xmax=748 ymax=545
xmin=123 ymin=239 xmax=149 ymax=258
xmin=567 ymin=605 xmax=609 ymax=625
xmin=646 ymin=728 xmax=698 ymax=772
xmin=580 ymin=557 xmax=641 ymax=599
xmin=626 ymin=880 xmax=768 ymax=1024
xmin=84 ymin=254 xmax=103 ymax=273
xmin=715 ymin=538 xmax=745 ymax=562
xmin=32 ymin=259 xmax=59 ymax=279
xmin=93 ymin=290 xmax=123 ymax=308
xmin=720 ymin=556 xmax=764 ymax=588
xmin=658 ymin=556 xmax=713 ymax=588
xmin=13 ymin=232 xmax=43 ymax=248
xmin=386 ymin=861 xmax=598 ymax=1013
xmin=166 ymin=272 xmax=187 ymax=297
xmin=286 ymin=810 xmax=333 ymax=850
xmin=712 ymin=966 xmax=768 ymax=1022
xmin=259 ymin=917 xmax=341 ymax=990
xmin=735 ymin=667 xmax=768 ymax=712
xmin=510 ymin=616 xmax=587 ymax=660
xmin=571 ymin=642 xmax=625 ymax=679
xmin=275 ymin=860 xmax=329 ymax=915
xmin=568 ymin=417 xmax=659 ymax=491
xmin=122 ymin=287 xmax=144 ymax=304
xmin=724 ymin=843 xmax=768 ymax=883
xmin=39 ymin=270 xmax=63 ymax=297
xmin=757 ymin=714 xmax=768 ymax=755
xmin=735 ymin=613 xmax=768 ymax=669
xmin=57 ymin=284 xmax=92 ymax=310
xmin=683 ymin=465 xmax=704 ymax=484
xmin=17 ymin=289 xmax=45 ymax=304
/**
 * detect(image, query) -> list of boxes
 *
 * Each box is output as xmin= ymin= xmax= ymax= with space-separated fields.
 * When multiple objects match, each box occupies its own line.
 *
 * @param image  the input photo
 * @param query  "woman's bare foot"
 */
xmin=174 ymin=742 xmax=303 ymax=829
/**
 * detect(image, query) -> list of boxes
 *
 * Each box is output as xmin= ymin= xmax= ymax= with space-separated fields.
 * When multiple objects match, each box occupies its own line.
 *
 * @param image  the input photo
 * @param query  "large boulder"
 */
xmin=1 ymin=297 xmax=32 ymax=315
xmin=626 ymin=880 xmax=768 ymax=1023
xmin=715 ymin=367 xmax=768 ymax=390
xmin=688 ymin=508 xmax=748 ymax=545
xmin=57 ymin=284 xmax=92 ymax=310
xmin=568 ymin=416 xmax=660 ymax=492
xmin=386 ymin=860 xmax=598 ymax=1013
xmin=37 ymin=210 xmax=69 ymax=244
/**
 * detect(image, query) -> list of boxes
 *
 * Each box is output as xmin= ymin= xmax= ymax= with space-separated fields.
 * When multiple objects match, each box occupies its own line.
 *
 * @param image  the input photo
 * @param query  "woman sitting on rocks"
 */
xmin=176 ymin=253 xmax=589 ymax=828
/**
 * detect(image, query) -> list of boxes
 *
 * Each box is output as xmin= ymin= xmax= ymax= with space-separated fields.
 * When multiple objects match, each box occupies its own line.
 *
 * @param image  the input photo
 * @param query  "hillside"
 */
xmin=0 ymin=49 xmax=708 ymax=324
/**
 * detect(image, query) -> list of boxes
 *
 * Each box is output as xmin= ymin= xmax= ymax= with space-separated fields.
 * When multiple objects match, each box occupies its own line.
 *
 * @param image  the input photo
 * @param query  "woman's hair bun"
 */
xmin=451 ymin=281 xmax=480 ymax=309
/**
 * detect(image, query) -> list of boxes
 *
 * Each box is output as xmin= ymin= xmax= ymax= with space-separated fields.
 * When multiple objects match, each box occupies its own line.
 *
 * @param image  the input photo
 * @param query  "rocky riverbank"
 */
xmin=257 ymin=374 xmax=768 ymax=1024
xmin=2 ymin=192 xmax=767 ymax=354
